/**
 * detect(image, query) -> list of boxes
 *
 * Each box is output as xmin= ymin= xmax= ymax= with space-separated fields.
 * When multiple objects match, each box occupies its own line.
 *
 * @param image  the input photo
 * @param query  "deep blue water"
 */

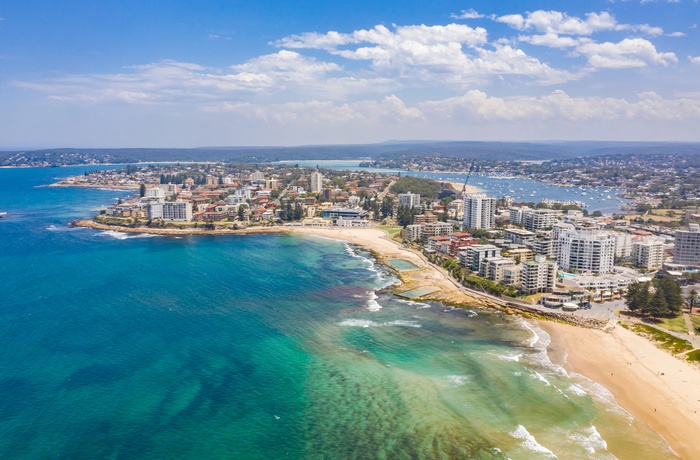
xmin=0 ymin=167 xmax=671 ymax=459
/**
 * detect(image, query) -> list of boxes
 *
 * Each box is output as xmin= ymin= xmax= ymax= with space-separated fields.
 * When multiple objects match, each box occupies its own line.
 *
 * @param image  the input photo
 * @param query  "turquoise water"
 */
xmin=0 ymin=167 xmax=674 ymax=459
xmin=386 ymin=259 xmax=420 ymax=271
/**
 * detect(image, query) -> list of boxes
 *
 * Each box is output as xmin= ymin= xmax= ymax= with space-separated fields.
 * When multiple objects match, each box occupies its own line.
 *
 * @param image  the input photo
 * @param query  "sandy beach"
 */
xmin=74 ymin=219 xmax=700 ymax=457
xmin=544 ymin=322 xmax=700 ymax=459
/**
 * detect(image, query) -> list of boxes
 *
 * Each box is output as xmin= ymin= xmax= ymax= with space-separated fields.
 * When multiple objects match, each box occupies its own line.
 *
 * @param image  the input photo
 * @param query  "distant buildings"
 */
xmin=398 ymin=192 xmax=421 ymax=209
xmin=310 ymin=171 xmax=323 ymax=194
xmin=463 ymin=193 xmax=495 ymax=229
xmin=674 ymin=224 xmax=700 ymax=266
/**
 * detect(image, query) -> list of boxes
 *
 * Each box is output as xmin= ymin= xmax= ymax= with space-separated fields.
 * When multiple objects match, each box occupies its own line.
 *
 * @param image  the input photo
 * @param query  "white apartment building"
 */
xmin=560 ymin=273 xmax=641 ymax=294
xmin=553 ymin=224 xmax=615 ymax=274
xmin=163 ymin=201 xmax=193 ymax=222
xmin=459 ymin=244 xmax=499 ymax=272
xmin=404 ymin=224 xmax=422 ymax=242
xmin=504 ymin=228 xmax=536 ymax=246
xmin=398 ymin=192 xmax=421 ymax=209
xmin=631 ymin=238 xmax=665 ymax=271
xmin=310 ymin=171 xmax=323 ymax=194
xmin=479 ymin=257 xmax=517 ymax=282
xmin=674 ymin=224 xmax=700 ymax=266
xmin=144 ymin=187 xmax=165 ymax=199
xmin=523 ymin=208 xmax=561 ymax=231
xmin=503 ymin=265 xmax=523 ymax=286
xmin=463 ymin=193 xmax=496 ymax=229
xmin=531 ymin=237 xmax=555 ymax=258
xmin=611 ymin=232 xmax=632 ymax=258
xmin=521 ymin=255 xmax=558 ymax=294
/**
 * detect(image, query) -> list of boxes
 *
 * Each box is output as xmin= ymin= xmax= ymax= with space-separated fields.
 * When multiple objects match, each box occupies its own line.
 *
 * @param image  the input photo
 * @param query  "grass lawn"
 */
xmin=622 ymin=323 xmax=693 ymax=354
xmin=657 ymin=315 xmax=690 ymax=334
xmin=378 ymin=225 xmax=402 ymax=237
xmin=686 ymin=349 xmax=700 ymax=363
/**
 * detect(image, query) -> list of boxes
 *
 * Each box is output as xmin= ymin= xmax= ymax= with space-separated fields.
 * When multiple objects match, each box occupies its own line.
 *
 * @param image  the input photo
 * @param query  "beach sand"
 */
xmin=544 ymin=322 xmax=700 ymax=459
xmin=74 ymin=219 xmax=700 ymax=457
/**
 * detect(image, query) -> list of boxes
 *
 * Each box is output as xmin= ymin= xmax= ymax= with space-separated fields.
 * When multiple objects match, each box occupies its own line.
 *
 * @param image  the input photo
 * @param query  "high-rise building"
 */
xmin=398 ymin=192 xmax=421 ymax=209
xmin=459 ymin=244 xmax=499 ymax=272
xmin=310 ymin=171 xmax=323 ymax=194
xmin=553 ymin=225 xmax=615 ymax=274
xmin=631 ymin=238 xmax=665 ymax=271
xmin=163 ymin=201 xmax=193 ymax=222
xmin=463 ymin=193 xmax=495 ymax=229
xmin=521 ymin=255 xmax=558 ymax=294
xmin=674 ymin=224 xmax=700 ymax=266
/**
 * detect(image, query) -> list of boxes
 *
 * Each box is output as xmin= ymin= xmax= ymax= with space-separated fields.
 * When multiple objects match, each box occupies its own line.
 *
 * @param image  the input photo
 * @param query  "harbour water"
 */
xmin=277 ymin=160 xmax=627 ymax=214
xmin=0 ymin=167 xmax=672 ymax=458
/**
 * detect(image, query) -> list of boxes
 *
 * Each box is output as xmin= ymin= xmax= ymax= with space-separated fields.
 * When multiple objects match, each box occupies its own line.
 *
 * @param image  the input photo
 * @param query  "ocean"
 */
xmin=0 ymin=166 xmax=673 ymax=459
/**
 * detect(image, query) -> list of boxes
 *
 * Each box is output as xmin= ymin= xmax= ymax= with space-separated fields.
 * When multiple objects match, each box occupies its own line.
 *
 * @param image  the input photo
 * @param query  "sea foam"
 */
xmin=510 ymin=425 xmax=558 ymax=458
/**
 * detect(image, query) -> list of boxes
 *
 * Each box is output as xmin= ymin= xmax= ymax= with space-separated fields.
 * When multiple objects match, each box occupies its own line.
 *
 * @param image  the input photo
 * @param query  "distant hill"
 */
xmin=1 ymin=141 xmax=698 ymax=167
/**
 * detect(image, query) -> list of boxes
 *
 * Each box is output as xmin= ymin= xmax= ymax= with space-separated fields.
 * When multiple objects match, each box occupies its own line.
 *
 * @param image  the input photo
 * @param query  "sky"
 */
xmin=1 ymin=0 xmax=699 ymax=148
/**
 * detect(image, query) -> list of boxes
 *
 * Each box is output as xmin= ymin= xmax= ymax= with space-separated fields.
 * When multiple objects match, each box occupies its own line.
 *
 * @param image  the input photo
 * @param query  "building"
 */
xmin=310 ymin=171 xmax=323 ymax=194
xmin=428 ymin=236 xmax=452 ymax=254
xmin=398 ymin=192 xmax=421 ymax=209
xmin=420 ymin=222 xmax=453 ymax=244
xmin=459 ymin=244 xmax=499 ymax=272
xmin=479 ymin=257 xmax=516 ymax=282
xmin=321 ymin=207 xmax=368 ymax=219
xmin=631 ymin=238 xmax=665 ymax=271
xmin=162 ymin=201 xmax=193 ymax=221
xmin=521 ymin=255 xmax=557 ymax=294
xmin=413 ymin=213 xmax=438 ymax=225
xmin=147 ymin=203 xmax=163 ymax=220
xmin=522 ymin=208 xmax=561 ymax=231
xmin=531 ymin=237 xmax=555 ymax=258
xmin=553 ymin=225 xmax=615 ymax=274
xmin=611 ymin=232 xmax=632 ymax=258
xmin=503 ymin=228 xmax=536 ymax=246
xmin=144 ymin=187 xmax=165 ymax=199
xmin=560 ymin=272 xmax=641 ymax=295
xmin=404 ymin=224 xmax=422 ymax=242
xmin=463 ymin=193 xmax=496 ymax=230
xmin=503 ymin=265 xmax=523 ymax=286
xmin=674 ymin=224 xmax=700 ymax=266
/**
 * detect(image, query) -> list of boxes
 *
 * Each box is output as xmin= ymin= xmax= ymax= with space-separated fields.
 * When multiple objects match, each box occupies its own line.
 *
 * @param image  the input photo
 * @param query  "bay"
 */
xmin=0 ymin=167 xmax=671 ymax=459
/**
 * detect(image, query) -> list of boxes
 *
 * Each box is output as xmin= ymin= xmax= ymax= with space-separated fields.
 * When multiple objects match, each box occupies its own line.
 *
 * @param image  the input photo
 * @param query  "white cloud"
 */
xmin=418 ymin=89 xmax=700 ymax=122
xmin=276 ymin=23 xmax=576 ymax=85
xmin=495 ymin=10 xmax=664 ymax=36
xmin=667 ymin=31 xmax=685 ymax=37
xmin=520 ymin=33 xmax=589 ymax=49
xmin=575 ymin=38 xmax=677 ymax=68
xmin=451 ymin=9 xmax=484 ymax=19
xmin=495 ymin=11 xmax=619 ymax=35
xmin=690 ymin=56 xmax=700 ymax=65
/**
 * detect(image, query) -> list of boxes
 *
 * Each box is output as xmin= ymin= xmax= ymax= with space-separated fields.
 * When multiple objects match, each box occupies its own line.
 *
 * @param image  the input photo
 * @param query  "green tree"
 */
xmin=139 ymin=183 xmax=146 ymax=198
xmin=625 ymin=282 xmax=649 ymax=313
xmin=689 ymin=289 xmax=698 ymax=315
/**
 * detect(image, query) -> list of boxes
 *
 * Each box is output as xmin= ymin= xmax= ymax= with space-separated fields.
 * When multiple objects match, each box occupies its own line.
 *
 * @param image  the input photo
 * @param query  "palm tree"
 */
xmin=689 ymin=289 xmax=698 ymax=315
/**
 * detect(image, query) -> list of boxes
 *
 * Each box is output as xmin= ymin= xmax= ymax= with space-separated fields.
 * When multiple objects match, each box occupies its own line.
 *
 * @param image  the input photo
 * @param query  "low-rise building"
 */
xmin=420 ymin=222 xmax=453 ymax=244
xmin=504 ymin=228 xmax=536 ymax=246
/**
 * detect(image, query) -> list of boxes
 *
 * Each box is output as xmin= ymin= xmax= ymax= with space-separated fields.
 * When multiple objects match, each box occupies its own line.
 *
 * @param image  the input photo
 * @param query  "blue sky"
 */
xmin=1 ymin=0 xmax=699 ymax=148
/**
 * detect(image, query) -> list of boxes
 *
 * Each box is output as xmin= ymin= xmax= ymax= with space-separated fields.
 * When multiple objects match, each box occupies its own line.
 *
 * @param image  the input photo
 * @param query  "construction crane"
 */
xmin=462 ymin=160 xmax=476 ymax=193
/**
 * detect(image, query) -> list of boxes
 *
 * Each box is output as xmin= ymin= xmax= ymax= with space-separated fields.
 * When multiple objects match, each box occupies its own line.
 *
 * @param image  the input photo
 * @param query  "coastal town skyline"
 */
xmin=2 ymin=0 xmax=700 ymax=148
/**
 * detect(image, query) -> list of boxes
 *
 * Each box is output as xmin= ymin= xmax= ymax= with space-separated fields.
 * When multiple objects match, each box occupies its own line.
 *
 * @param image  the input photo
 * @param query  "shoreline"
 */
xmin=73 ymin=218 xmax=700 ymax=457
xmin=543 ymin=322 xmax=700 ymax=459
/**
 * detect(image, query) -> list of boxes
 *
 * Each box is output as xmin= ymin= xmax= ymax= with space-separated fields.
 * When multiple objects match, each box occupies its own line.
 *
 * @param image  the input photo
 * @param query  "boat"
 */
xmin=0 ymin=212 xmax=6 ymax=218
